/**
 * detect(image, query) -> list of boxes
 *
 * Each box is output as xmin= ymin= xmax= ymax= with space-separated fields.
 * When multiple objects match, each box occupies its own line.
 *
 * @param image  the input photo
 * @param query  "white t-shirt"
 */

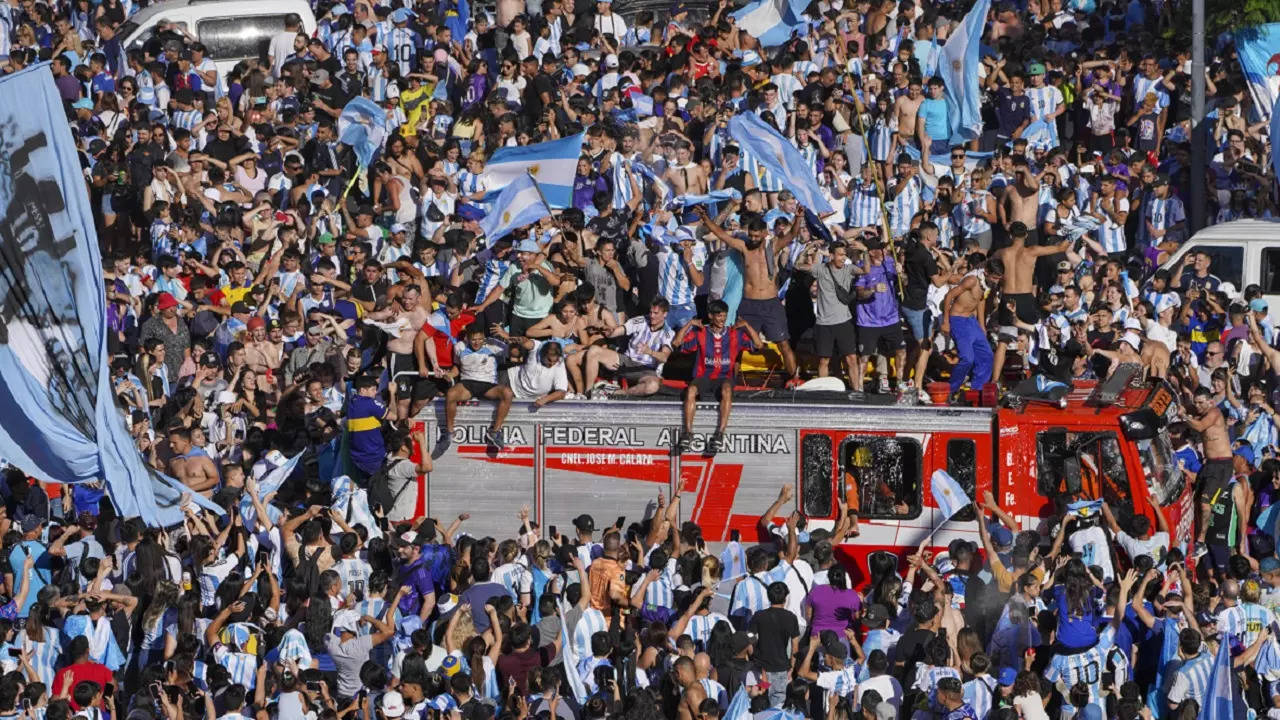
xmin=1115 ymin=530 xmax=1169 ymax=565
xmin=1068 ymin=525 xmax=1115 ymax=582
xmin=268 ymin=31 xmax=298 ymax=78
xmin=508 ymin=340 xmax=570 ymax=400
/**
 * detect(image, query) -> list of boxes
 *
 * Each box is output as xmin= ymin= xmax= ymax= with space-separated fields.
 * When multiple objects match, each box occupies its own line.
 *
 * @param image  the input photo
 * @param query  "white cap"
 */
xmin=572 ymin=63 xmax=590 ymax=77
xmin=390 ymin=223 xmax=408 ymax=234
xmin=1123 ymin=317 xmax=1142 ymax=332
xmin=605 ymin=53 xmax=619 ymax=69
xmin=381 ymin=690 xmax=406 ymax=718
xmin=1121 ymin=333 xmax=1141 ymax=350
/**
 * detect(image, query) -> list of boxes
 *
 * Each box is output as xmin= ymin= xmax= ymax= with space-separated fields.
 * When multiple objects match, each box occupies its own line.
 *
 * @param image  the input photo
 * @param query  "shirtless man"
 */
xmin=694 ymin=205 xmax=803 ymax=384
xmin=664 ymin=141 xmax=708 ymax=197
xmin=167 ymin=426 xmax=218 ymax=496
xmin=891 ymin=76 xmax=925 ymax=157
xmin=989 ymin=223 xmax=1069 ymax=384
xmin=367 ymin=283 xmax=431 ymax=420
xmin=999 ymin=156 xmax=1045 ymax=242
xmin=942 ymin=259 xmax=1003 ymax=395
xmin=242 ymin=317 xmax=283 ymax=376
xmin=526 ymin=301 xmax=588 ymax=389
xmin=673 ymin=656 xmax=707 ymax=720
xmin=1185 ymin=385 xmax=1233 ymax=559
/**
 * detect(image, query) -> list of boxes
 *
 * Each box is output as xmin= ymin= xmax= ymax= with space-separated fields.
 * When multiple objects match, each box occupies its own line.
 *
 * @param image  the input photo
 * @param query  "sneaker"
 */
xmin=564 ymin=391 xmax=583 ymax=400
xmin=917 ymin=388 xmax=932 ymax=405
xmin=589 ymin=389 xmax=611 ymax=401
xmin=432 ymin=431 xmax=452 ymax=459
xmin=709 ymin=431 xmax=725 ymax=454
xmin=677 ymin=431 xmax=694 ymax=453
xmin=878 ymin=377 xmax=890 ymax=394
xmin=1191 ymin=542 xmax=1208 ymax=560
xmin=600 ymin=381 xmax=622 ymax=393
xmin=784 ymin=376 xmax=803 ymax=390
xmin=485 ymin=428 xmax=506 ymax=452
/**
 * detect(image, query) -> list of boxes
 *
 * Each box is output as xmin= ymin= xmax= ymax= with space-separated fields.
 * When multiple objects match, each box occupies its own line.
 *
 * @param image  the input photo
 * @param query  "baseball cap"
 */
xmin=247 ymin=316 xmax=266 ymax=330
xmin=20 ymin=515 xmax=42 ymax=533
xmin=1260 ymin=556 xmax=1280 ymax=573
xmin=317 ymin=233 xmax=336 ymax=245
xmin=1252 ymin=298 xmax=1269 ymax=312
xmin=390 ymin=223 xmax=409 ymax=234
xmin=230 ymin=301 xmax=251 ymax=315
xmin=1152 ymin=173 xmax=1170 ymax=186
xmin=380 ymin=690 xmax=407 ymax=718
xmin=730 ymin=631 xmax=756 ymax=654
xmin=998 ymin=667 xmax=1018 ymax=686
xmin=573 ymin=513 xmax=596 ymax=532
xmin=863 ymin=603 xmax=889 ymax=626
xmin=989 ymin=523 xmax=1014 ymax=549
xmin=571 ymin=63 xmax=590 ymax=77
xmin=605 ymin=53 xmax=619 ymax=69
xmin=72 ymin=98 xmax=94 ymax=111
xmin=200 ymin=351 xmax=221 ymax=367
xmin=155 ymin=292 xmax=179 ymax=310
xmin=1027 ymin=62 xmax=1046 ymax=75
xmin=1056 ymin=260 xmax=1072 ymax=272
xmin=1235 ymin=443 xmax=1256 ymax=467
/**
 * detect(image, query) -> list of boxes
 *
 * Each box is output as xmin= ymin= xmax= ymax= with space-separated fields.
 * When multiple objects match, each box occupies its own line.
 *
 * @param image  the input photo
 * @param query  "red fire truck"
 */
xmin=405 ymin=373 xmax=1191 ymax=583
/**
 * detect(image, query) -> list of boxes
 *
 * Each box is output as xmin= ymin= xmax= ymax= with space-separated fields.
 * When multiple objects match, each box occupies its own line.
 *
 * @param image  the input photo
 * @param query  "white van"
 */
xmin=1157 ymin=218 xmax=1280 ymax=307
xmin=119 ymin=0 xmax=317 ymax=76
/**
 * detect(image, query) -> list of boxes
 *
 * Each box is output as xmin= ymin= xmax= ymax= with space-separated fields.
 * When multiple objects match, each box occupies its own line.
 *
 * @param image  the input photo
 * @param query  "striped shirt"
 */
xmin=1024 ymin=85 xmax=1062 ymax=150
xmin=474 ymin=256 xmax=512 ymax=304
xmin=847 ymin=180 xmax=882 ymax=228
xmin=385 ymin=26 xmax=419 ymax=76
xmin=686 ymin=612 xmax=729 ymax=650
xmin=700 ymin=677 xmax=728 ymax=708
xmin=1167 ymin=652 xmax=1212 ymax=708
xmin=641 ymin=560 xmax=678 ymax=611
xmin=816 ymin=665 xmax=862 ymax=700
xmin=20 ymin=627 xmax=60 ymax=688
xmin=869 ymin=119 xmax=894 ymax=162
xmin=1131 ymin=75 xmax=1169 ymax=109
xmin=1044 ymin=628 xmax=1115 ymax=707
xmin=151 ymin=220 xmax=176 ymax=259
xmin=171 ymin=108 xmax=202 ymax=131
xmin=572 ymin=608 xmax=608 ymax=660
xmin=963 ymin=675 xmax=996 ymax=720
xmin=610 ymin=152 xmax=634 ymax=209
xmin=1218 ymin=602 xmax=1274 ymax=649
xmin=887 ymin=175 xmax=926 ymax=238
xmin=914 ymin=665 xmax=961 ymax=714
xmin=368 ymin=70 xmax=393 ymax=103
xmin=1093 ymin=195 xmax=1129 ymax=254
xmin=493 ymin=562 xmax=534 ymax=602
xmin=958 ymin=189 xmax=992 ymax=237
xmin=1140 ymin=195 xmax=1185 ymax=245
xmin=680 ymin=326 xmax=755 ymax=380
xmin=657 ymin=247 xmax=702 ymax=307
xmin=728 ymin=561 xmax=792 ymax=617
xmin=213 ymin=643 xmax=259 ymax=689
xmin=458 ymin=170 xmax=487 ymax=199
xmin=334 ymin=556 xmax=371 ymax=599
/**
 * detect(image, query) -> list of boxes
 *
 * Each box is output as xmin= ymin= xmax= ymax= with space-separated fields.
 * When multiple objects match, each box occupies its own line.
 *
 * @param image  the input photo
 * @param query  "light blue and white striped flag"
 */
xmin=672 ymin=188 xmax=741 ymax=208
xmin=939 ymin=0 xmax=991 ymax=143
xmin=724 ymin=685 xmax=750 ymax=720
xmin=930 ymin=469 xmax=970 ymax=521
xmin=559 ymin=598 xmax=589 ymax=703
xmin=338 ymin=97 xmax=389 ymax=167
xmin=732 ymin=0 xmax=811 ymax=47
xmin=728 ymin=113 xmax=833 ymax=214
xmin=483 ymin=133 xmax=585 ymax=209
xmin=238 ymin=450 xmax=300 ymax=527
xmin=481 ymin=172 xmax=550 ymax=244
xmin=1199 ymin=627 xmax=1247 ymax=720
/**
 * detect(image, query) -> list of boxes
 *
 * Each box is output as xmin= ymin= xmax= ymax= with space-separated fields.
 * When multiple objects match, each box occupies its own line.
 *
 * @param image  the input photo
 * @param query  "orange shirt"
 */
xmin=588 ymin=556 xmax=626 ymax=618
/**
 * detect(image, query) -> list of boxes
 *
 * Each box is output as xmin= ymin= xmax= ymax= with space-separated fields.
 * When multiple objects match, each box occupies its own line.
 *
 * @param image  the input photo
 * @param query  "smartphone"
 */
xmin=5 ymin=648 xmax=19 ymax=658
xmin=20 ymin=700 xmax=29 ymax=712
xmin=614 ymin=515 xmax=626 ymax=530
xmin=103 ymin=683 xmax=114 ymax=698
xmin=255 ymin=548 xmax=270 ymax=566
xmin=150 ymin=684 xmax=163 ymax=701
xmin=549 ymin=525 xmax=557 ymax=539
xmin=306 ymin=680 xmax=321 ymax=692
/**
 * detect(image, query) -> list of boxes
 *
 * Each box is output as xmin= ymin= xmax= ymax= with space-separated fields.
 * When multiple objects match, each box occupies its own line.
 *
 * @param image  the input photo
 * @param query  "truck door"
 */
xmin=1034 ymin=428 xmax=1133 ymax=522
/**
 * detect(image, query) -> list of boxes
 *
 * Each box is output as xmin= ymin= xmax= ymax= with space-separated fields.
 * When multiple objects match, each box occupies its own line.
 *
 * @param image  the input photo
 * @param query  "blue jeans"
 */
xmin=902 ymin=306 xmax=930 ymax=342
xmin=949 ymin=315 xmax=993 ymax=393
xmin=667 ymin=302 xmax=697 ymax=331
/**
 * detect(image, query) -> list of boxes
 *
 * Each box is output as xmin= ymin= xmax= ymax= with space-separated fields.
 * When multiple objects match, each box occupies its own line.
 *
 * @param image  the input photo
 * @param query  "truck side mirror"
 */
xmin=1119 ymin=408 xmax=1162 ymax=441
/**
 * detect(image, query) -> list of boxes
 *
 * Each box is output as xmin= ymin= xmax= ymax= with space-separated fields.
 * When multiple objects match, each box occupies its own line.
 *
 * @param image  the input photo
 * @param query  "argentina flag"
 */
xmin=930 ymin=469 xmax=971 ymax=521
xmin=0 ymin=64 xmax=222 ymax=527
xmin=732 ymin=0 xmax=811 ymax=47
xmin=1201 ymin=629 xmax=1247 ymax=720
xmin=338 ymin=96 xmax=389 ymax=167
xmin=1237 ymin=24 xmax=1280 ymax=122
xmin=481 ymin=172 xmax=551 ymax=244
xmin=483 ymin=133 xmax=585 ymax=209
xmin=939 ymin=0 xmax=991 ymax=142
xmin=728 ymin=113 xmax=833 ymax=213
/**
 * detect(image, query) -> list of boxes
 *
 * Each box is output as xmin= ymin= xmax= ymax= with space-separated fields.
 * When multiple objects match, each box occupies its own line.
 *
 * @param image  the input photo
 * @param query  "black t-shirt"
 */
xmin=748 ymin=607 xmax=800 ymax=672
xmin=893 ymin=627 xmax=935 ymax=681
xmin=902 ymin=242 xmax=938 ymax=311
xmin=523 ymin=72 xmax=556 ymax=119
xmin=351 ymin=278 xmax=391 ymax=308
xmin=202 ymin=134 xmax=249 ymax=165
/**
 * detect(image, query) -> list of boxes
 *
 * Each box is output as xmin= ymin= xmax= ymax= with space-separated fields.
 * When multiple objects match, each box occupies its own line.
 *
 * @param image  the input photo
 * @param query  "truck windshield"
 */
xmin=1136 ymin=435 xmax=1182 ymax=507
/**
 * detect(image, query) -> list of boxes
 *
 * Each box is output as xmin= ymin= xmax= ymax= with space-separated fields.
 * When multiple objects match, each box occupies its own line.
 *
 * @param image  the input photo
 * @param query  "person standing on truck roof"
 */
xmin=794 ymin=238 xmax=864 ymax=389
xmin=692 ymin=204 xmax=804 ymax=388
xmin=943 ymin=258 xmax=1003 ymax=397
xmin=1185 ymin=385 xmax=1235 ymax=567
xmin=363 ymin=282 xmax=430 ymax=421
xmin=671 ymin=300 xmax=763 ymax=455
xmin=853 ymin=235 xmax=907 ymax=395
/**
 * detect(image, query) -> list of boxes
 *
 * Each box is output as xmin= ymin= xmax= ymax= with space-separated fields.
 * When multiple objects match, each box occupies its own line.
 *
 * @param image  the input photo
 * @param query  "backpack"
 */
xmin=293 ymin=546 xmax=323 ymax=596
xmin=369 ymin=458 xmax=414 ymax=515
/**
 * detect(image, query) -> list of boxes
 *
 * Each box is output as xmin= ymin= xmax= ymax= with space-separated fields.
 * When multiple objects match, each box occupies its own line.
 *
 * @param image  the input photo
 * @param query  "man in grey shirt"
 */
xmin=798 ymin=239 xmax=864 ymax=389
xmin=326 ymin=599 xmax=399 ymax=701
xmin=382 ymin=429 xmax=431 ymax=523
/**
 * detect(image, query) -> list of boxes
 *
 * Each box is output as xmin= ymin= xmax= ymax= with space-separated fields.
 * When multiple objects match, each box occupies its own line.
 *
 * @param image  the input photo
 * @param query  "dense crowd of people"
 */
xmin=4 ymin=0 xmax=1280 ymax=716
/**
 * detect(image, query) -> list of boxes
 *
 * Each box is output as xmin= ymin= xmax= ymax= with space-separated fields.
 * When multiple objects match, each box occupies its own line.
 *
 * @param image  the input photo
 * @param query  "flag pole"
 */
xmin=525 ymin=169 xmax=555 ymax=216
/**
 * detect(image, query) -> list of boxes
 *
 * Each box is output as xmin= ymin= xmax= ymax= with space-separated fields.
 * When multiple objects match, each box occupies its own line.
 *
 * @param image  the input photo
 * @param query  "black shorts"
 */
xmin=737 ymin=297 xmax=789 ymax=342
xmin=460 ymin=379 xmax=498 ymax=398
xmin=390 ymin=353 xmax=432 ymax=401
xmin=615 ymin=355 xmax=660 ymax=383
xmin=1205 ymin=542 xmax=1231 ymax=575
xmin=857 ymin=323 xmax=906 ymax=356
xmin=815 ymin=321 xmax=858 ymax=358
xmin=998 ymin=292 xmax=1040 ymax=326
xmin=1199 ymin=457 xmax=1233 ymax=499
xmin=688 ymin=376 xmax=733 ymax=399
